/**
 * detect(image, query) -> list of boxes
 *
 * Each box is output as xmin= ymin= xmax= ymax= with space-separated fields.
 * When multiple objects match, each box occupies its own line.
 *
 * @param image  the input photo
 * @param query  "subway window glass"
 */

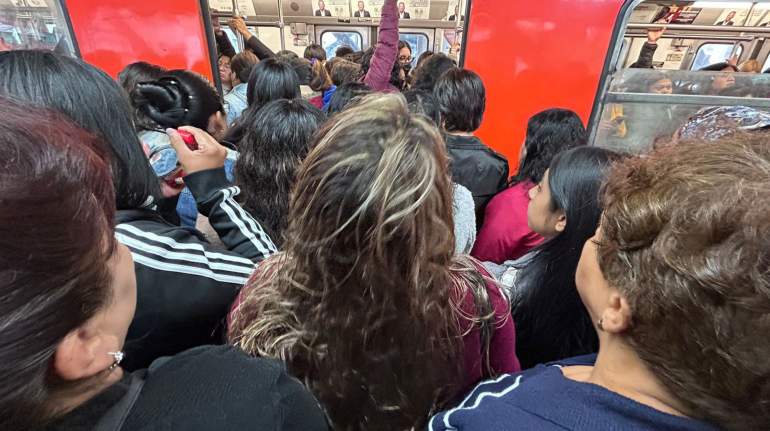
xmin=591 ymin=0 xmax=770 ymax=154
xmin=321 ymin=31 xmax=362 ymax=58
xmin=399 ymin=33 xmax=428 ymax=67
xmin=0 ymin=0 xmax=74 ymax=55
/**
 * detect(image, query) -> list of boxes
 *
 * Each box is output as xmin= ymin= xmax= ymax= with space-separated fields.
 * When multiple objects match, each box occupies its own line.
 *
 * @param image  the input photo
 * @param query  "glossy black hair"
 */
xmin=134 ymin=69 xmax=224 ymax=130
xmin=235 ymin=99 xmax=325 ymax=246
xmin=275 ymin=50 xmax=300 ymax=63
xmin=335 ymin=45 xmax=355 ymax=58
xmin=0 ymin=50 xmax=160 ymax=209
xmin=412 ymin=53 xmax=455 ymax=92
xmin=512 ymin=147 xmax=621 ymax=369
xmin=398 ymin=40 xmax=412 ymax=54
xmin=700 ymin=62 xmax=739 ymax=72
xmin=246 ymin=58 xmax=301 ymax=108
xmin=290 ymin=57 xmax=313 ymax=86
xmin=360 ymin=47 xmax=406 ymax=90
xmin=304 ymin=43 xmax=327 ymax=61
xmin=324 ymin=82 xmax=373 ymax=117
xmin=511 ymin=108 xmax=587 ymax=185
xmin=434 ymin=68 xmax=484 ymax=133
xmin=403 ymin=89 xmax=441 ymax=128
xmin=414 ymin=50 xmax=435 ymax=71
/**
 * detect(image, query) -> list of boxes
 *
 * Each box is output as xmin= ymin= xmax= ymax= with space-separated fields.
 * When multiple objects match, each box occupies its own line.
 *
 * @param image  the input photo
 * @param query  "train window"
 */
xmin=589 ymin=0 xmax=770 ymax=154
xmin=320 ymin=31 xmax=362 ymax=58
xmin=399 ymin=33 xmax=428 ymax=67
xmin=691 ymin=43 xmax=743 ymax=70
xmin=0 ymin=0 xmax=75 ymax=55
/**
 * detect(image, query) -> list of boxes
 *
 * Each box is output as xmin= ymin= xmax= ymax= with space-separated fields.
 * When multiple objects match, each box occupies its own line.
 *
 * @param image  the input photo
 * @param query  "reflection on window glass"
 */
xmin=596 ymin=68 xmax=770 ymax=154
xmin=691 ymin=43 xmax=743 ymax=70
xmin=399 ymin=33 xmax=428 ymax=67
xmin=0 ymin=0 xmax=74 ymax=55
xmin=321 ymin=31 xmax=362 ymax=59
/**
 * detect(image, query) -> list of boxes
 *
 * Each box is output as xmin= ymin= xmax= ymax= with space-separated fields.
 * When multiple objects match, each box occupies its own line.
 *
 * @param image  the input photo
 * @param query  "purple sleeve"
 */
xmin=363 ymin=0 xmax=399 ymax=93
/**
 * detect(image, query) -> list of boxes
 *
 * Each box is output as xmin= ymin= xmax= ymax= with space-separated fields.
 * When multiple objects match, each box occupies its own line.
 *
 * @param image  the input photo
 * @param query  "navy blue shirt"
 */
xmin=427 ymin=355 xmax=721 ymax=431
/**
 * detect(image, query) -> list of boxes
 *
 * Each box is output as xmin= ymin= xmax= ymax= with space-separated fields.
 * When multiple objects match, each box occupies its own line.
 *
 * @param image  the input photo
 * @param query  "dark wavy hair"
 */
xmin=511 ymin=108 xmax=587 ymax=185
xmin=117 ymin=61 xmax=168 ymax=131
xmin=234 ymin=99 xmax=325 ymax=246
xmin=335 ymin=45 xmax=355 ymax=58
xmin=331 ymin=59 xmax=362 ymax=86
xmin=0 ymin=96 xmax=116 ymax=429
xmin=512 ymin=147 xmax=620 ymax=369
xmin=134 ymin=69 xmax=224 ymax=130
xmin=246 ymin=58 xmax=301 ymax=109
xmin=403 ymin=89 xmax=441 ymax=128
xmin=229 ymin=94 xmax=500 ymax=431
xmin=230 ymin=51 xmax=259 ymax=84
xmin=0 ymin=50 xmax=160 ymax=210
xmin=324 ymin=81 xmax=373 ymax=117
xmin=411 ymin=53 xmax=455 ymax=92
xmin=275 ymin=49 xmax=299 ymax=63
xmin=597 ymin=133 xmax=770 ymax=430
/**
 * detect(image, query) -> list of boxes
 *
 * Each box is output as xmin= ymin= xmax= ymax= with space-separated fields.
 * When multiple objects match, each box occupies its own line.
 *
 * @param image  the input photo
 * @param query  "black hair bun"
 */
xmin=134 ymin=77 xmax=190 ymax=129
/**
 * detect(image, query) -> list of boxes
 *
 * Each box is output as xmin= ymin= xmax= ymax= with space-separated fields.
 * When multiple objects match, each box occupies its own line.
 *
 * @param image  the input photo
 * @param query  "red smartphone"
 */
xmin=176 ymin=130 xmax=199 ymax=151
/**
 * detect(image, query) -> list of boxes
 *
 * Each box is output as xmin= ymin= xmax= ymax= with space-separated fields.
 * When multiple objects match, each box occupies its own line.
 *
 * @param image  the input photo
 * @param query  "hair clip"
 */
xmin=184 ymin=109 xmax=189 ymax=113
xmin=311 ymin=58 xmax=317 ymax=66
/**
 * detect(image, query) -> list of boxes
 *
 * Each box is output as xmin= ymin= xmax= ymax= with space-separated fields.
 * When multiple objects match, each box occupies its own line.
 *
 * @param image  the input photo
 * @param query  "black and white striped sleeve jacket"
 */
xmin=115 ymin=167 xmax=277 ymax=370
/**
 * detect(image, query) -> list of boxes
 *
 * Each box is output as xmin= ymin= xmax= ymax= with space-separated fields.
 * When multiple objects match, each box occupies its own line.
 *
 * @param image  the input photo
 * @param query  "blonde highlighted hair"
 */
xmin=229 ymin=94 xmax=500 ymax=431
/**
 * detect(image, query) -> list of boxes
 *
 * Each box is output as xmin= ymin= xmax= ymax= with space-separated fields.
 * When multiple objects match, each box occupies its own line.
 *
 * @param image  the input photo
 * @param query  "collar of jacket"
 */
xmin=116 ymin=208 xmax=168 ymax=225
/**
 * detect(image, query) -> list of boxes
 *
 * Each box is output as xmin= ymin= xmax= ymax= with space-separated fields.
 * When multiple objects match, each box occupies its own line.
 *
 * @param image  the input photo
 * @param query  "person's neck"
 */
xmin=565 ymin=338 xmax=688 ymax=418
xmin=54 ymin=368 xmax=124 ymax=418
xmin=446 ymin=130 xmax=474 ymax=137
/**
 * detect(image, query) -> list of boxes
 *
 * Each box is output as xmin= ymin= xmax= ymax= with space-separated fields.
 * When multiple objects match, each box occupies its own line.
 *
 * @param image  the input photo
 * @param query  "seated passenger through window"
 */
xmin=429 ymin=134 xmax=770 ymax=431
xmin=603 ymin=71 xmax=676 ymax=143
xmin=492 ymin=147 xmax=620 ymax=370
xmin=0 ymin=50 xmax=277 ymax=371
xmin=699 ymin=62 xmax=738 ymax=95
xmin=0 ymin=97 xmax=328 ymax=431
xmin=435 ymin=68 xmax=508 ymax=231
xmin=228 ymin=94 xmax=519 ymax=431
xmin=472 ymin=108 xmax=587 ymax=264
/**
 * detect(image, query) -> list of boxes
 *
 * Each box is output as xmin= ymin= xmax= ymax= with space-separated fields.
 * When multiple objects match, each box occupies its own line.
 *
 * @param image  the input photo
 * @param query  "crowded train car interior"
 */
xmin=1 ymin=0 xmax=770 ymax=430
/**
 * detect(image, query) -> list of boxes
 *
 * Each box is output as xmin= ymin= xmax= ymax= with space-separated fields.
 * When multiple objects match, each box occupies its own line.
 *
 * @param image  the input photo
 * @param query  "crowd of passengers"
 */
xmin=1 ymin=1 xmax=769 ymax=429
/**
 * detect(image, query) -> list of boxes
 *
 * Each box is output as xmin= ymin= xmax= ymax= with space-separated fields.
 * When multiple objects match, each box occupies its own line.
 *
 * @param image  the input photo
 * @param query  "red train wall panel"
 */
xmin=464 ymin=0 xmax=625 ymax=173
xmin=65 ymin=0 xmax=214 ymax=80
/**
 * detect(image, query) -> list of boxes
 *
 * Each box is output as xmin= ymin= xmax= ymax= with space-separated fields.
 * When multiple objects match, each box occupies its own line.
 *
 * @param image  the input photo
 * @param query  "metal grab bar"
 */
xmin=626 ymin=22 xmax=770 ymax=33
xmin=624 ymin=33 xmax=754 ymax=41
xmin=605 ymin=92 xmax=770 ymax=109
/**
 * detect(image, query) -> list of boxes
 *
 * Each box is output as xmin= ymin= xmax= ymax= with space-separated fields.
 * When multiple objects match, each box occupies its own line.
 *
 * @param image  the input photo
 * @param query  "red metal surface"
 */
xmin=464 ymin=0 xmax=626 ymax=172
xmin=64 ymin=0 xmax=213 ymax=80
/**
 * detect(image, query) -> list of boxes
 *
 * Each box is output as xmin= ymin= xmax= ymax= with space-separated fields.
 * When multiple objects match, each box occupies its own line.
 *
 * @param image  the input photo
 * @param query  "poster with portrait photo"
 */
xmin=754 ymin=10 xmax=770 ymax=26
xmin=312 ymin=0 xmax=351 ymax=17
xmin=713 ymin=9 xmax=748 ymax=26
xmin=400 ymin=0 xmax=429 ymax=20
xmin=446 ymin=2 xmax=464 ymax=21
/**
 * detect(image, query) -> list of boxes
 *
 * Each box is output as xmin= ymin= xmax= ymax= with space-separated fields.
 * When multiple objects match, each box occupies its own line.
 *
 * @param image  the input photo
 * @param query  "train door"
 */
xmin=314 ymin=25 xmax=370 ymax=58
xmin=399 ymin=29 xmax=432 ymax=68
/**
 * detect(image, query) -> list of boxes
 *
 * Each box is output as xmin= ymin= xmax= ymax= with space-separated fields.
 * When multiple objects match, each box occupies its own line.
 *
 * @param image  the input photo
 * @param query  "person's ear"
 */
xmin=600 ymin=292 xmax=632 ymax=334
xmin=53 ymin=325 xmax=113 ymax=380
xmin=554 ymin=211 xmax=567 ymax=233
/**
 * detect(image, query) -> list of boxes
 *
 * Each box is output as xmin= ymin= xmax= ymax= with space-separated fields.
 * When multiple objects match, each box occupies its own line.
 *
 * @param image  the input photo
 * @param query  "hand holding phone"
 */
xmin=166 ymin=127 xmax=227 ymax=175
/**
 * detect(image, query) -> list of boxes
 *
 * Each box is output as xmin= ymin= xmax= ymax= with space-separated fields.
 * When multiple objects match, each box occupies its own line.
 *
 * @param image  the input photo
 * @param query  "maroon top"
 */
xmin=361 ymin=0 xmax=400 ymax=93
xmin=472 ymin=181 xmax=544 ymax=264
xmin=229 ymin=258 xmax=519 ymax=388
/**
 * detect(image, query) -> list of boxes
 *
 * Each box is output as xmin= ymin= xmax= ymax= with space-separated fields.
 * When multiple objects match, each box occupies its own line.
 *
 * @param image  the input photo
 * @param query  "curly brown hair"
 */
xmin=597 ymin=133 xmax=770 ymax=430
xmin=229 ymin=94 xmax=499 ymax=431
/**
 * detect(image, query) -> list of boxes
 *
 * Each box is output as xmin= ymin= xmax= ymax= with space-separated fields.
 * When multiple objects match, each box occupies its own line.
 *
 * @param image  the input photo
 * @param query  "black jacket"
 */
xmin=315 ymin=9 xmax=332 ymax=16
xmin=629 ymin=41 xmax=658 ymax=69
xmin=354 ymin=10 xmax=371 ymax=17
xmin=45 ymin=346 xmax=330 ymax=431
xmin=215 ymin=31 xmax=275 ymax=60
xmin=445 ymin=134 xmax=509 ymax=231
xmin=116 ymin=168 xmax=276 ymax=370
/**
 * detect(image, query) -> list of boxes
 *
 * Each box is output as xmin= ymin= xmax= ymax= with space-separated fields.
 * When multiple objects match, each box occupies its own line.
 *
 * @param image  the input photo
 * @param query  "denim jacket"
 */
xmin=224 ymin=83 xmax=248 ymax=126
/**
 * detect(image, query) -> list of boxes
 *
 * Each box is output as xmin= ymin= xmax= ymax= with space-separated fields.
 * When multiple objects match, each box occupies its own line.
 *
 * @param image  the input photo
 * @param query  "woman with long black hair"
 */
xmin=498 ymin=146 xmax=621 ymax=369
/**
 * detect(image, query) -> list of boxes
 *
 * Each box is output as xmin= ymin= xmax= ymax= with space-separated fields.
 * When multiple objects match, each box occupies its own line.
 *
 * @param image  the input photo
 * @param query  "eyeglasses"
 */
xmin=398 ymin=55 xmax=412 ymax=62
xmin=651 ymin=84 xmax=673 ymax=91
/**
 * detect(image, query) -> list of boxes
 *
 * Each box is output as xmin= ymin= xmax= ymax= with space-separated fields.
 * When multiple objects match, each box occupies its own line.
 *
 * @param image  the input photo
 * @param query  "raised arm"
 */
xmin=363 ymin=0 xmax=399 ymax=92
xmin=228 ymin=17 xmax=275 ymax=60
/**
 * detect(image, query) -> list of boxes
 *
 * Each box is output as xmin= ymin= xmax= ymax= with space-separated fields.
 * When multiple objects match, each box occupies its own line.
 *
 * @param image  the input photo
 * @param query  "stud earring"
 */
xmin=597 ymin=318 xmax=604 ymax=332
xmin=108 ymin=351 xmax=124 ymax=371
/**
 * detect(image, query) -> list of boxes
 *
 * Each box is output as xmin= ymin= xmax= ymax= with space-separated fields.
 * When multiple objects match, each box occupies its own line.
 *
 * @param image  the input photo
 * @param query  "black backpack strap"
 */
xmin=92 ymin=369 xmax=148 ymax=431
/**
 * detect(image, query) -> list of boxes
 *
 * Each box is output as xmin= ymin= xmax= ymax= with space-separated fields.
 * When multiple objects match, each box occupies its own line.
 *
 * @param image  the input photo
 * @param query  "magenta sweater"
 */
xmin=362 ymin=0 xmax=400 ymax=93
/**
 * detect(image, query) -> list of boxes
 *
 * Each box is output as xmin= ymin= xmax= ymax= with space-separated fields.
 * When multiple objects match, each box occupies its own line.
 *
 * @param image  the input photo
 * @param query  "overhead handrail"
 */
xmin=626 ymin=22 xmax=770 ymax=33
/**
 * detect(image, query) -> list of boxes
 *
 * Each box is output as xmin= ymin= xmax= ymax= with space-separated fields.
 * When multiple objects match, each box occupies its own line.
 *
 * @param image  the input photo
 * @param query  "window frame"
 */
xmin=586 ymin=0 xmax=770 ymax=146
xmin=319 ymin=29 xmax=363 ymax=58
xmin=398 ymin=31 xmax=430 ymax=67
xmin=690 ymin=42 xmax=744 ymax=71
